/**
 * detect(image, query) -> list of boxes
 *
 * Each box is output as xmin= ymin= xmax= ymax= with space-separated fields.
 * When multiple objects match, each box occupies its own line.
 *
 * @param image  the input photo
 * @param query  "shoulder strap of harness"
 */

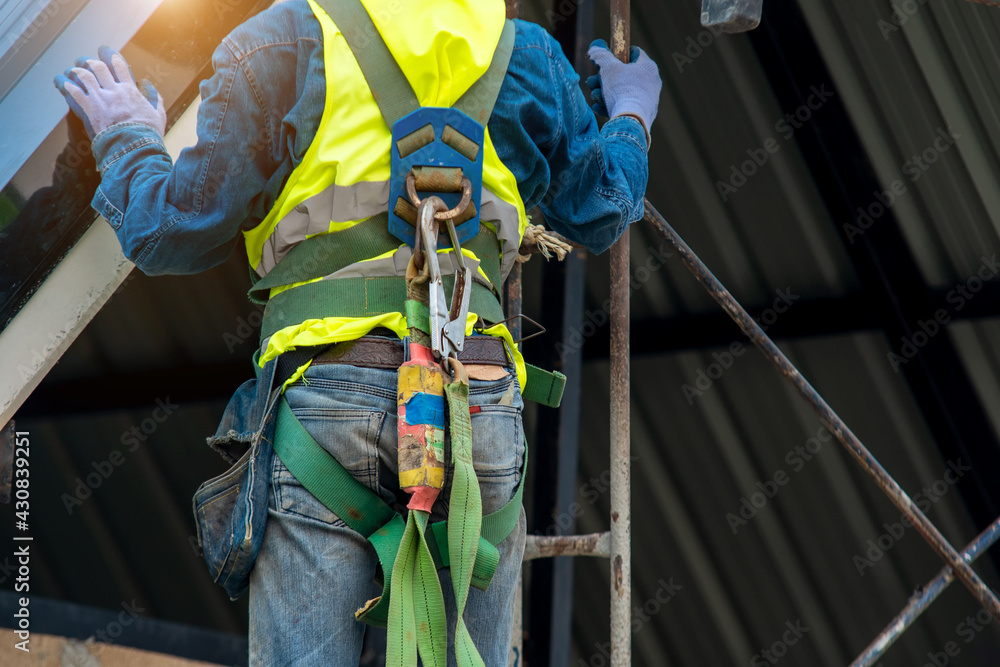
xmin=312 ymin=0 xmax=516 ymax=127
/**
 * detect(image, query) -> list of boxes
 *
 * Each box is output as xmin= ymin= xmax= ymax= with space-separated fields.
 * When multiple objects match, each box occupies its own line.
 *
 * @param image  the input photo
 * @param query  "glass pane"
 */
xmin=0 ymin=0 xmax=274 ymax=332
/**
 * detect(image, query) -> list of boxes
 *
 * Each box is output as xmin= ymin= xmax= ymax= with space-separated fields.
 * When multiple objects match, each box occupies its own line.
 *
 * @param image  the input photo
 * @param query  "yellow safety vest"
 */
xmin=247 ymin=0 xmax=528 ymax=384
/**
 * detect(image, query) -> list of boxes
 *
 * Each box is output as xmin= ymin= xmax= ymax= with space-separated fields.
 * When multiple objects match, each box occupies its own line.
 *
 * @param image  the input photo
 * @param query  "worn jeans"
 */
xmin=248 ymin=362 xmax=527 ymax=666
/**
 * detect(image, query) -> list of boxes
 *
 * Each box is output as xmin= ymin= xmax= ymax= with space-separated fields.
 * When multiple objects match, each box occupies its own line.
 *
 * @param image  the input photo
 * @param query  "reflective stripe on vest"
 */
xmin=244 ymin=0 xmax=527 ymax=291
xmin=254 ymin=181 xmax=522 ymax=285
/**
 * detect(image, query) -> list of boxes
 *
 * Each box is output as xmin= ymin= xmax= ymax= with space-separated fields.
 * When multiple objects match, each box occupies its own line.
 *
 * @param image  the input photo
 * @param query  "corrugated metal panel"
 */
xmin=570 ymin=335 xmax=1000 ymax=665
xmin=799 ymin=0 xmax=1000 ymax=287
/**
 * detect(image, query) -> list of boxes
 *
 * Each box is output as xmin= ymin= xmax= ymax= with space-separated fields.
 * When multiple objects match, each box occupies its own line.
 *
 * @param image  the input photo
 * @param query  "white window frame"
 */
xmin=0 ymin=99 xmax=200 ymax=425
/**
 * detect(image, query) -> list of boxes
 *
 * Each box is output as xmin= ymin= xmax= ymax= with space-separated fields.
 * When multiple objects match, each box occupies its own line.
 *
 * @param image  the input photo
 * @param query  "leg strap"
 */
xmin=271 ymin=396 xmax=525 ymax=628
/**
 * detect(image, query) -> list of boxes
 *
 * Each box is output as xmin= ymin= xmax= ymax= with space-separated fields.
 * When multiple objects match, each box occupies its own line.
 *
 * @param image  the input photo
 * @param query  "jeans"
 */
xmin=248 ymin=363 xmax=527 ymax=666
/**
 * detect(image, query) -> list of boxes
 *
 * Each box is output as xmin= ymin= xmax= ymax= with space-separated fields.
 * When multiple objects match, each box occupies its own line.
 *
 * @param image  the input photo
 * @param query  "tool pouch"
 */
xmin=192 ymin=357 xmax=280 ymax=600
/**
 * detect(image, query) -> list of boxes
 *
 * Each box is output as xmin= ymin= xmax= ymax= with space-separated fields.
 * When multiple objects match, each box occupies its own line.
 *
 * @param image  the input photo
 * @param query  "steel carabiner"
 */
xmin=415 ymin=197 xmax=473 ymax=369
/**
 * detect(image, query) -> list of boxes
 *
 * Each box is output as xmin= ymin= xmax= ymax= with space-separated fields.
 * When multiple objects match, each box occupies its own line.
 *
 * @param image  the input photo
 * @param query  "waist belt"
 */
xmin=259 ymin=275 xmax=505 ymax=343
xmin=313 ymin=333 xmax=510 ymax=370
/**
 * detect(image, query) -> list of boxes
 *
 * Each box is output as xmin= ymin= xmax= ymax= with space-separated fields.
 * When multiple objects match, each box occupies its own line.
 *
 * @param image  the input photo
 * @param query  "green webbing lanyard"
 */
xmin=384 ymin=258 xmax=487 ymax=665
xmin=385 ymin=381 xmax=484 ymax=666
xmin=442 ymin=377 xmax=485 ymax=665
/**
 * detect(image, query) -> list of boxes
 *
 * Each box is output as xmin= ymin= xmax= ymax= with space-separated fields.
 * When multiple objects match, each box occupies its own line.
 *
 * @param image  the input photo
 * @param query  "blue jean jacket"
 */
xmin=89 ymin=1 xmax=650 ymax=275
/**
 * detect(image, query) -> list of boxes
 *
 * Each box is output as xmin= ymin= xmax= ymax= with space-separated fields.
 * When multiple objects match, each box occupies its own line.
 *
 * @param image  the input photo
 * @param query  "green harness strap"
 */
xmin=250 ymin=217 xmax=505 ymax=308
xmin=248 ymin=213 xmax=398 ymax=305
xmin=525 ymin=364 xmax=567 ymax=408
xmin=313 ymin=0 xmax=515 ymax=127
xmin=255 ymin=226 xmax=506 ymax=343
xmin=271 ymin=395 xmax=526 ymax=628
xmin=388 ymin=502 xmax=447 ymax=665
xmin=260 ymin=275 xmax=505 ymax=343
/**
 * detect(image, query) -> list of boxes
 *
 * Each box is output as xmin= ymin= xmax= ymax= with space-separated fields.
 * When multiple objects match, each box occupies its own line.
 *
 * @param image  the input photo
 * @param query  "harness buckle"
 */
xmin=414 ymin=196 xmax=473 ymax=369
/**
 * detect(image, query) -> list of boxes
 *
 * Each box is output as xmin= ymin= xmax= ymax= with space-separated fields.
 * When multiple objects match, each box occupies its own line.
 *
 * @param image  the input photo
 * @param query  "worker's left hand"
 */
xmin=54 ymin=46 xmax=166 ymax=140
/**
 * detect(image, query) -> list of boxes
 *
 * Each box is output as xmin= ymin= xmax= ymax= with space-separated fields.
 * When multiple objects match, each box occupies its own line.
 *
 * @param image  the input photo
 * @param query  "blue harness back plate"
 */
xmin=388 ymin=107 xmax=485 ymax=248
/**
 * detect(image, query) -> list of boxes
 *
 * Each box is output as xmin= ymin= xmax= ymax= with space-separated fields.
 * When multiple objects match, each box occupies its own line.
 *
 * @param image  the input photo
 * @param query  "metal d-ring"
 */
xmin=406 ymin=172 xmax=473 ymax=222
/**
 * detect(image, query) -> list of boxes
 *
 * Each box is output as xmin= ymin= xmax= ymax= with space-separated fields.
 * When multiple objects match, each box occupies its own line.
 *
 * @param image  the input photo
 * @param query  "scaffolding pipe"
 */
xmin=852 ymin=516 xmax=1000 ymax=666
xmin=609 ymin=1 xmax=633 ymax=664
xmin=643 ymin=200 xmax=1000 ymax=622
xmin=524 ymin=532 xmax=613 ymax=561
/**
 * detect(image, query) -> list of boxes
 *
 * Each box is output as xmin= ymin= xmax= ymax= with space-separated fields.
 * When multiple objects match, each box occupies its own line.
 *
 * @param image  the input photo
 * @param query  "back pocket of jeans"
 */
xmin=193 ymin=448 xmax=251 ymax=581
xmin=467 ymin=405 xmax=524 ymax=514
xmin=272 ymin=408 xmax=385 ymax=526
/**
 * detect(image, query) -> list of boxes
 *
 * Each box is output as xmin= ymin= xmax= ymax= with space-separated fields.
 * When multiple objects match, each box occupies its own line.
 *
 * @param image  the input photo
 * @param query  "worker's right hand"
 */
xmin=54 ymin=46 xmax=166 ymax=141
xmin=587 ymin=40 xmax=661 ymax=144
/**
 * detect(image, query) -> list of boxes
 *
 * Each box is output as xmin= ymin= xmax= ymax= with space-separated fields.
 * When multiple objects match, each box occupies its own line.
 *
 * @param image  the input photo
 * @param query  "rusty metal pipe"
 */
xmin=524 ymin=532 xmax=613 ymax=561
xmin=609 ymin=2 xmax=633 ymax=665
xmin=852 ymin=516 xmax=1000 ymax=666
xmin=643 ymin=199 xmax=1000 ymax=621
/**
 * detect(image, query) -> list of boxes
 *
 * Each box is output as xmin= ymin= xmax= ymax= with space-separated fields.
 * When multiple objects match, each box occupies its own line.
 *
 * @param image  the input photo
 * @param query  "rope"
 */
xmin=516 ymin=224 xmax=575 ymax=263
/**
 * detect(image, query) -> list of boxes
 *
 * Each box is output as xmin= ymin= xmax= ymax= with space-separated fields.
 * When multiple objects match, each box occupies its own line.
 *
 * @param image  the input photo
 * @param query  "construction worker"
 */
xmin=55 ymin=0 xmax=661 ymax=664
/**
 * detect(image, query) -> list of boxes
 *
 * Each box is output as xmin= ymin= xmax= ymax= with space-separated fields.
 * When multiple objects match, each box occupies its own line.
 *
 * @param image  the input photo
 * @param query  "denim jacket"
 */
xmin=88 ymin=1 xmax=650 ymax=276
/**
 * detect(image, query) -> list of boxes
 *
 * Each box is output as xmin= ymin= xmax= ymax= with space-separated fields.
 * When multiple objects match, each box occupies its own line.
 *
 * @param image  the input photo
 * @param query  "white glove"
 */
xmin=55 ymin=46 xmax=166 ymax=140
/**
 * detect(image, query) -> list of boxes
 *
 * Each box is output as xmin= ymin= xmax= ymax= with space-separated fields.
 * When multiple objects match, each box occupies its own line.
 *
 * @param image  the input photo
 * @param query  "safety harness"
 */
xmin=257 ymin=2 xmax=565 ymax=665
